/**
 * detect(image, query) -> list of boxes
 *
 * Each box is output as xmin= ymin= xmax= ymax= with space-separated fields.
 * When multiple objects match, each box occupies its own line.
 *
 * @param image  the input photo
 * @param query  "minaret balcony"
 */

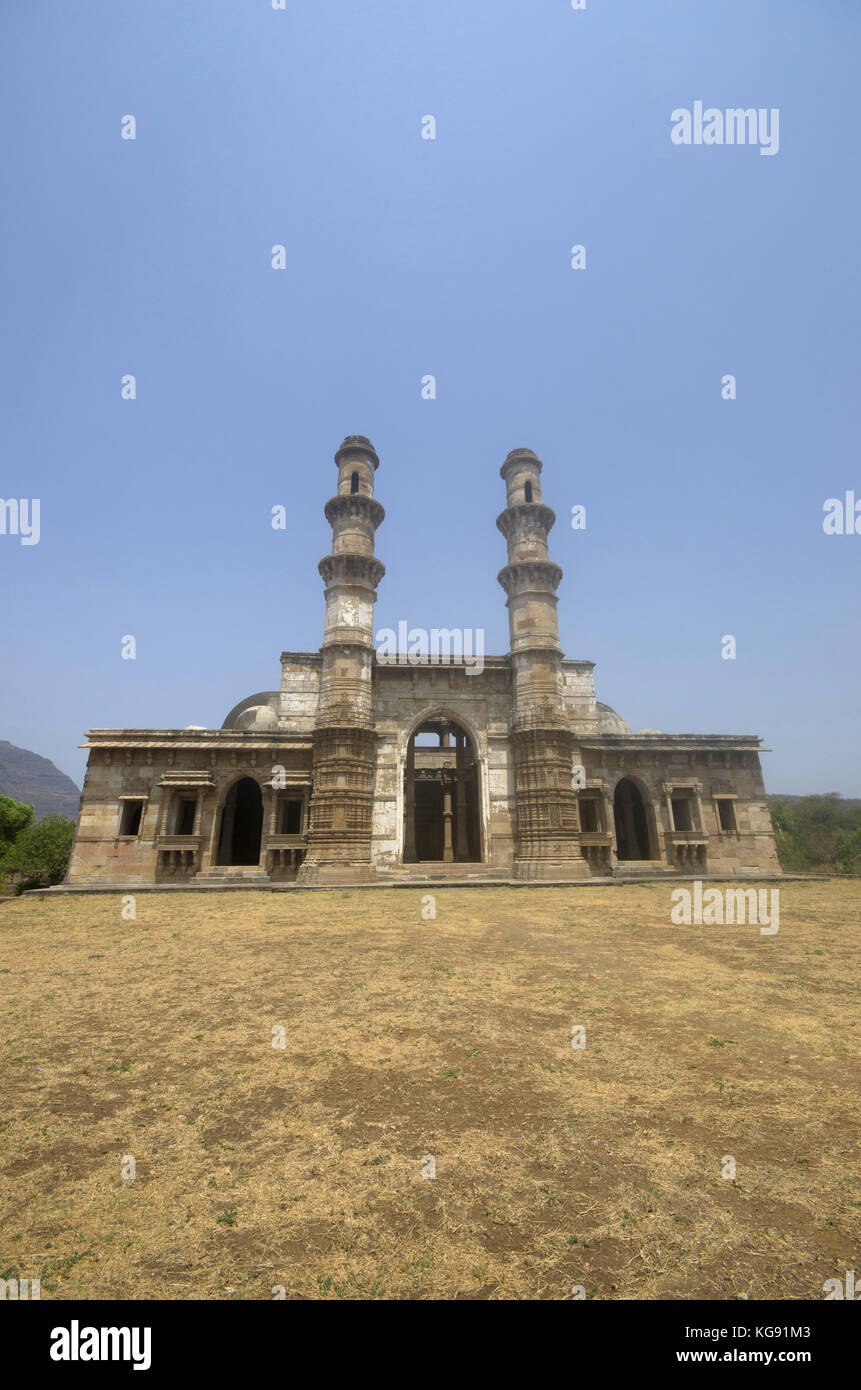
xmin=324 ymin=494 xmax=385 ymax=531
xmin=497 ymin=560 xmax=563 ymax=597
xmin=496 ymin=502 xmax=556 ymax=539
xmin=318 ymin=553 xmax=385 ymax=588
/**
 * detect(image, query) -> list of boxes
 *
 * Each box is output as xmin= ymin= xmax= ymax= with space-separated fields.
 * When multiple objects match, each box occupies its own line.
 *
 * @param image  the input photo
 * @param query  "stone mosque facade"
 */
xmin=65 ymin=436 xmax=780 ymax=887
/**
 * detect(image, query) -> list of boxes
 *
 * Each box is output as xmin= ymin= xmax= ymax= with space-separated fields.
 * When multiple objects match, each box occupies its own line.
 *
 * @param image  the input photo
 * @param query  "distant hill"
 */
xmin=769 ymin=793 xmax=861 ymax=809
xmin=0 ymin=741 xmax=81 ymax=819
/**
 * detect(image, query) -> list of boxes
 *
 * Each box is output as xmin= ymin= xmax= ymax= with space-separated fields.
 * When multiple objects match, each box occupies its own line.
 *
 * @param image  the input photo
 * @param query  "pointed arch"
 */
xmin=612 ymin=773 xmax=657 ymax=861
xmin=400 ymin=707 xmax=485 ymax=865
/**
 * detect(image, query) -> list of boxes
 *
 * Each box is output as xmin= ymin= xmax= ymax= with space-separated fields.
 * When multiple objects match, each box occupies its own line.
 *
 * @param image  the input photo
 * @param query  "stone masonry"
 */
xmin=65 ymin=437 xmax=781 ymax=887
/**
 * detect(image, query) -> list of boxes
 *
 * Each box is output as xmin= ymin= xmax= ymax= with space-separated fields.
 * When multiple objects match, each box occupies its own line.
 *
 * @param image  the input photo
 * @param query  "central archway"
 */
xmin=218 ymin=777 xmax=264 ymax=866
xmin=613 ymin=777 xmax=653 ymax=860
xmin=404 ymin=718 xmax=480 ymax=863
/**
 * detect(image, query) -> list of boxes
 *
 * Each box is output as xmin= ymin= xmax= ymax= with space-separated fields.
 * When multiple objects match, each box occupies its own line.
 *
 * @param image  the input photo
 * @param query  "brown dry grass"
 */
xmin=1 ymin=881 xmax=859 ymax=1301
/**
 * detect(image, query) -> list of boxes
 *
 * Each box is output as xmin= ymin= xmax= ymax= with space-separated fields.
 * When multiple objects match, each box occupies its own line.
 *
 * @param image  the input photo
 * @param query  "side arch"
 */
xmin=611 ymin=773 xmax=659 ymax=861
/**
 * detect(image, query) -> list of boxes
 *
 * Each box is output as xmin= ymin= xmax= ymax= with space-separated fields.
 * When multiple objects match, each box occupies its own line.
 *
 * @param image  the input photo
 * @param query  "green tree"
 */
xmin=768 ymin=793 xmax=861 ymax=873
xmin=831 ymin=827 xmax=861 ymax=874
xmin=768 ymin=797 xmax=796 ymax=836
xmin=7 ymin=815 xmax=76 ymax=892
xmin=0 ymin=794 xmax=34 ymax=851
xmin=0 ymin=795 xmax=35 ymax=883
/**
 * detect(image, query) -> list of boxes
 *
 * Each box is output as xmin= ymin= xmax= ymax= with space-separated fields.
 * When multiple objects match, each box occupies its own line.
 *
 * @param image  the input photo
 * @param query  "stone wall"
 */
xmin=65 ymin=677 xmax=780 ymax=886
xmin=372 ymin=659 xmax=516 ymax=873
xmin=65 ymin=733 xmax=313 ymax=886
xmin=579 ymin=736 xmax=781 ymax=875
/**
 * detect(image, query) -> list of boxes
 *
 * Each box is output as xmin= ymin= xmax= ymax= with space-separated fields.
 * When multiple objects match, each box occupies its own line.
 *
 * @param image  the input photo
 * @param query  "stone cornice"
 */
xmin=324 ymin=494 xmax=385 ymax=531
xmin=318 ymin=552 xmax=386 ymax=588
xmin=500 ymin=447 xmax=542 ymax=480
xmin=334 ymin=435 xmax=379 ymax=470
xmin=579 ymin=734 xmax=767 ymax=750
xmin=497 ymin=560 xmax=563 ymax=596
xmin=81 ymin=730 xmax=313 ymax=749
xmin=495 ymin=502 xmax=556 ymax=538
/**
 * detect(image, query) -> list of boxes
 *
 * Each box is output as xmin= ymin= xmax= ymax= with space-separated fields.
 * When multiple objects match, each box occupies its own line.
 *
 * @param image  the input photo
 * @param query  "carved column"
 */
xmin=455 ymin=733 xmax=468 ymax=859
xmin=442 ymin=780 xmax=454 ymax=862
xmin=404 ymin=742 xmax=416 ymax=862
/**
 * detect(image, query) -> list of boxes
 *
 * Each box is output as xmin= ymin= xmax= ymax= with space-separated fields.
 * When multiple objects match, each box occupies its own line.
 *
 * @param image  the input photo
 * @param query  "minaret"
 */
xmin=298 ymin=435 xmax=384 ymax=883
xmin=497 ymin=448 xmax=588 ymax=879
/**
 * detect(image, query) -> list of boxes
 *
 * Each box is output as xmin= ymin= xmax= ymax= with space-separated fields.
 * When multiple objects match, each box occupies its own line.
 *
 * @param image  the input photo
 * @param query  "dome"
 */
xmin=183 ymin=725 xmax=207 ymax=731
xmin=221 ymin=691 xmax=281 ymax=730
xmin=595 ymin=702 xmax=632 ymax=736
xmin=234 ymin=704 xmax=278 ymax=732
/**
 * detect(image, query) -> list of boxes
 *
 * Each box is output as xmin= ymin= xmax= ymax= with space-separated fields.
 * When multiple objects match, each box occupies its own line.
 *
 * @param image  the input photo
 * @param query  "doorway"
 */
xmin=404 ymin=719 xmax=480 ymax=863
xmin=613 ymin=778 xmax=652 ymax=860
xmin=218 ymin=778 xmax=264 ymax=866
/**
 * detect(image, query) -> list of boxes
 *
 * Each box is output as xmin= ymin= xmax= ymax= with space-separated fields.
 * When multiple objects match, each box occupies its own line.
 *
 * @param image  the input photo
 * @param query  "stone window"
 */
xmin=671 ymin=793 xmax=695 ymax=831
xmin=715 ymin=797 xmax=737 ymax=832
xmin=277 ymin=798 xmax=303 ymax=835
xmin=118 ymin=799 xmax=145 ymax=837
xmin=579 ymin=796 xmax=601 ymax=832
xmin=524 ymin=481 xmax=533 ymax=502
xmin=174 ymin=797 xmax=197 ymax=836
xmin=350 ymin=471 xmax=359 ymax=494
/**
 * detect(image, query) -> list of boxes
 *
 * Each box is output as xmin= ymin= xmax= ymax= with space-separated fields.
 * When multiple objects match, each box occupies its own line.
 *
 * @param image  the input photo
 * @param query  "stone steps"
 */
xmin=613 ymin=860 xmax=678 ymax=877
xmin=389 ymin=863 xmax=501 ymax=882
xmin=195 ymin=866 xmax=271 ymax=885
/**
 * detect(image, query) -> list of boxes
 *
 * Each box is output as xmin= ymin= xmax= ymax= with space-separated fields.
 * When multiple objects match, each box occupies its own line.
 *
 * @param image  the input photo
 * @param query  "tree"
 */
xmin=0 ymin=794 xmax=34 ymax=852
xmin=768 ymin=793 xmax=861 ymax=873
xmin=830 ymin=827 xmax=861 ymax=875
xmin=0 ymin=795 xmax=35 ymax=883
xmin=768 ymin=798 xmax=796 ymax=836
xmin=7 ymin=815 xmax=76 ymax=891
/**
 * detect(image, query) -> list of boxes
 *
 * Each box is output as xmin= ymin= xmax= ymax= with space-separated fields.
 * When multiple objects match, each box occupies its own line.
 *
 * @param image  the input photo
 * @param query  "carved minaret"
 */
xmin=497 ymin=448 xmax=588 ymax=879
xmin=298 ymin=435 xmax=385 ymax=883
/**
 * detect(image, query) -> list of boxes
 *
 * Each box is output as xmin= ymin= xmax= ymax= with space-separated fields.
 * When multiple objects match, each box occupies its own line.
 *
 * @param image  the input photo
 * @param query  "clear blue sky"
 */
xmin=1 ymin=0 xmax=858 ymax=795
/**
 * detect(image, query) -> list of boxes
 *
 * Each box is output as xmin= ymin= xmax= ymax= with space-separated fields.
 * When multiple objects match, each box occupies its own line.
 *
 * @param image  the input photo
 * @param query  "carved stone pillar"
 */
xmin=442 ymin=781 xmax=454 ymax=862
xmin=455 ymin=734 xmax=468 ymax=860
xmin=404 ymin=743 xmax=416 ymax=862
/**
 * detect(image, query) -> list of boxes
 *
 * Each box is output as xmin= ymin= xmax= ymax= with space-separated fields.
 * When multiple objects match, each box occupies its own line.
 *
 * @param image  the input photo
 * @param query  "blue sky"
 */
xmin=1 ymin=0 xmax=858 ymax=795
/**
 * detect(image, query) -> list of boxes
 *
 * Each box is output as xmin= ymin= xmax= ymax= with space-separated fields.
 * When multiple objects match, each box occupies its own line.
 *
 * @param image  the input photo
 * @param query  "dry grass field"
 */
xmin=1 ymin=881 xmax=859 ymax=1301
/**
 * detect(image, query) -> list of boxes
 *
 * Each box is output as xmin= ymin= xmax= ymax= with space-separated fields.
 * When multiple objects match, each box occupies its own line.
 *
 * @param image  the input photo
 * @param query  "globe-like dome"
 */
xmin=234 ymin=705 xmax=279 ymax=732
xmin=595 ymin=702 xmax=632 ymax=736
xmin=221 ymin=691 xmax=281 ymax=730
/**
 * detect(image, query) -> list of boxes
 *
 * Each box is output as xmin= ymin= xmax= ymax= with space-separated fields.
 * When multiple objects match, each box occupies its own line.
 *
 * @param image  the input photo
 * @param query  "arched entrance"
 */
xmin=613 ymin=778 xmax=653 ymax=860
xmin=217 ymin=778 xmax=263 ymax=866
xmin=404 ymin=718 xmax=480 ymax=863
